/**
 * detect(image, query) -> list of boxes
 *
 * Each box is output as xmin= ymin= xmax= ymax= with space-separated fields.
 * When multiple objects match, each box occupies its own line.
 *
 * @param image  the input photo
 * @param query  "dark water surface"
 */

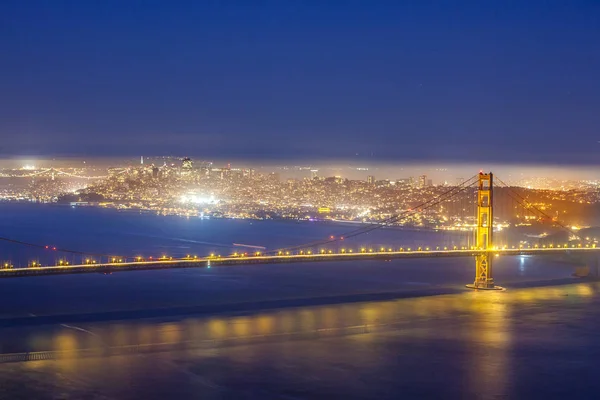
xmin=0 ymin=204 xmax=598 ymax=399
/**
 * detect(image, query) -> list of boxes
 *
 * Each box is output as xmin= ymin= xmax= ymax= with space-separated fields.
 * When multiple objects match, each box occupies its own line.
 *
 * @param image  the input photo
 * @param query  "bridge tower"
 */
xmin=467 ymin=172 xmax=502 ymax=290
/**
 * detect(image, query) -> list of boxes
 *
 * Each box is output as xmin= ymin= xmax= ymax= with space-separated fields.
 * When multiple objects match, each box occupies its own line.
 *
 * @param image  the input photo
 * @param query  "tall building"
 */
xmin=419 ymin=175 xmax=427 ymax=188
xmin=181 ymin=157 xmax=193 ymax=177
xmin=182 ymin=157 xmax=193 ymax=170
xmin=310 ymin=169 xmax=318 ymax=179
xmin=367 ymin=175 xmax=375 ymax=185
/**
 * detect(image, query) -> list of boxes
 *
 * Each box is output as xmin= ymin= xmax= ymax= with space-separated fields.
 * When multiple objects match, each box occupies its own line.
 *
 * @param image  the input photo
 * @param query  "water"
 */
xmin=0 ymin=203 xmax=598 ymax=399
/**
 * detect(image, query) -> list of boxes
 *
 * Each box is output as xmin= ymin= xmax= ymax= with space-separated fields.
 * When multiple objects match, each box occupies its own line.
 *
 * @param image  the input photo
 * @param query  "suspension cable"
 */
xmin=495 ymin=176 xmax=588 ymax=243
xmin=269 ymin=175 xmax=479 ymax=254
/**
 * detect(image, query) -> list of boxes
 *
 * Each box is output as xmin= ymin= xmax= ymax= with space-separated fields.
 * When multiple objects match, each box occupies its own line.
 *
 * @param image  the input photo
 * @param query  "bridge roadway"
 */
xmin=0 ymin=247 xmax=598 ymax=278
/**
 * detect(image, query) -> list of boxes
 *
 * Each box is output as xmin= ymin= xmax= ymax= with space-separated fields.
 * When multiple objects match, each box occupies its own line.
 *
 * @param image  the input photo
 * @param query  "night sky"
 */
xmin=1 ymin=1 xmax=599 ymax=164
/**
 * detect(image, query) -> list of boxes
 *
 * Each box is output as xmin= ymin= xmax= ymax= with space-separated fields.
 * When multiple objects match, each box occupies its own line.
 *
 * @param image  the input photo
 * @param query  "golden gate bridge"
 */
xmin=0 ymin=172 xmax=598 ymax=290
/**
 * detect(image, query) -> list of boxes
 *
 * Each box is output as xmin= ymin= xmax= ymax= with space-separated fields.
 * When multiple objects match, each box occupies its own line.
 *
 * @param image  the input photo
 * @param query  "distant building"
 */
xmin=367 ymin=175 xmax=375 ymax=185
xmin=419 ymin=175 xmax=427 ymax=188
xmin=151 ymin=166 xmax=159 ymax=179
xmin=182 ymin=157 xmax=193 ymax=170
xmin=397 ymin=178 xmax=411 ymax=186
xmin=310 ymin=169 xmax=318 ymax=179
xmin=427 ymin=179 xmax=433 ymax=187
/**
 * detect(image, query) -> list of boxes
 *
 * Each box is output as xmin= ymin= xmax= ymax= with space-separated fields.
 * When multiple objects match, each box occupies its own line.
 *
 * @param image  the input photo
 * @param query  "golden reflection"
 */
xmin=359 ymin=305 xmax=381 ymax=324
xmin=576 ymin=284 xmax=594 ymax=297
xmin=466 ymin=292 xmax=510 ymax=395
xmin=256 ymin=315 xmax=275 ymax=335
xmin=52 ymin=331 xmax=85 ymax=374
xmin=158 ymin=323 xmax=182 ymax=343
xmin=230 ymin=317 xmax=251 ymax=337
xmin=208 ymin=319 xmax=227 ymax=339
xmin=53 ymin=331 xmax=78 ymax=355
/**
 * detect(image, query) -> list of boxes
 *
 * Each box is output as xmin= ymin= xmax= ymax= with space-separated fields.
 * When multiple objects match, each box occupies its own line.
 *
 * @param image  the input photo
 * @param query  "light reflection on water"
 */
xmin=1 ymin=281 xmax=599 ymax=398
xmin=18 ymin=282 xmax=598 ymax=356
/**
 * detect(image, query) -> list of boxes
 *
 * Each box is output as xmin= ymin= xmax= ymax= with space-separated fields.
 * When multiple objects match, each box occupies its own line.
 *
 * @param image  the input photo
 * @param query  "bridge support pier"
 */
xmin=466 ymin=172 xmax=503 ymax=290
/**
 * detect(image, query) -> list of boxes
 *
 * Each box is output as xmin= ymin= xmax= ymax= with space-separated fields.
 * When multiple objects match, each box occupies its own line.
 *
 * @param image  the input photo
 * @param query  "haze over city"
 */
xmin=1 ymin=1 xmax=600 ymax=399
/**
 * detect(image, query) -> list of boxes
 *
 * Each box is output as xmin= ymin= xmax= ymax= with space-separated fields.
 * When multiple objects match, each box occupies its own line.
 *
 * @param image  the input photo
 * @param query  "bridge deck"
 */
xmin=0 ymin=247 xmax=597 ymax=278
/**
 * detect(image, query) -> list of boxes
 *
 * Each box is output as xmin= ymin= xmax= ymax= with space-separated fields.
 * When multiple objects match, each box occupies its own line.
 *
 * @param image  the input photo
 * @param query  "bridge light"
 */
xmin=380 ymin=247 xmax=385 ymax=252
xmin=407 ymin=248 xmax=411 ymax=251
xmin=453 ymin=246 xmax=457 ymax=250
xmin=278 ymin=251 xmax=282 ymax=255
xmin=328 ymin=250 xmax=332 ymax=254
xmin=286 ymin=251 xmax=290 ymax=255
xmin=425 ymin=247 xmax=430 ymax=251
xmin=495 ymin=254 xmax=500 ymax=258
xmin=368 ymin=249 xmax=373 ymax=253
xmin=194 ymin=255 xmax=198 ymax=259
xmin=307 ymin=250 xmax=312 ymax=255
xmin=341 ymin=249 xmax=346 ymax=253
xmin=418 ymin=247 xmax=422 ymax=251
xmin=388 ymin=248 xmax=392 ymax=252
xmin=444 ymin=247 xmax=448 ymax=250
xmin=400 ymin=248 xmax=404 ymax=251
xmin=255 ymin=252 xmax=261 ymax=256
xmin=361 ymin=248 xmax=366 ymax=253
